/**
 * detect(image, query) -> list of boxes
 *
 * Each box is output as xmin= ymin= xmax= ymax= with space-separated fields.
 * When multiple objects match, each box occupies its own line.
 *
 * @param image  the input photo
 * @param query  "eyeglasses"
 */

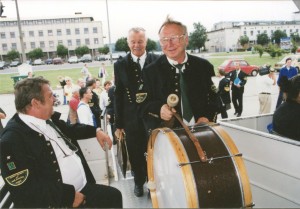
xmin=160 ymin=34 xmax=186 ymax=46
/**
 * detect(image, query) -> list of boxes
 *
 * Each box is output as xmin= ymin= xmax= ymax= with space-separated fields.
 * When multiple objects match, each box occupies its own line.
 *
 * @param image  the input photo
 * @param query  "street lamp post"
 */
xmin=14 ymin=0 xmax=26 ymax=63
xmin=105 ymin=0 xmax=113 ymax=64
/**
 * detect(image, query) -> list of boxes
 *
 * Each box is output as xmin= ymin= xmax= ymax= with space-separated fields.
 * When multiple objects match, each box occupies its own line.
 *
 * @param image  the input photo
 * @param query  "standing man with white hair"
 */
xmin=114 ymin=27 xmax=159 ymax=197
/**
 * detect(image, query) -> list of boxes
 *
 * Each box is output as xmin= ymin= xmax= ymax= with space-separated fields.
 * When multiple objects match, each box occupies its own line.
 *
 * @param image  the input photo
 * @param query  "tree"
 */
xmin=264 ymin=43 xmax=284 ymax=58
xmin=271 ymin=30 xmax=287 ymax=45
xmin=188 ymin=22 xmax=207 ymax=50
xmin=75 ymin=45 xmax=90 ymax=57
xmin=239 ymin=35 xmax=249 ymax=48
xmin=98 ymin=45 xmax=110 ymax=54
xmin=146 ymin=38 xmax=157 ymax=52
xmin=115 ymin=37 xmax=130 ymax=52
xmin=290 ymin=33 xmax=300 ymax=43
xmin=6 ymin=50 xmax=20 ymax=61
xmin=254 ymin=45 xmax=264 ymax=58
xmin=56 ymin=44 xmax=68 ymax=58
xmin=27 ymin=48 xmax=43 ymax=59
xmin=257 ymin=33 xmax=269 ymax=46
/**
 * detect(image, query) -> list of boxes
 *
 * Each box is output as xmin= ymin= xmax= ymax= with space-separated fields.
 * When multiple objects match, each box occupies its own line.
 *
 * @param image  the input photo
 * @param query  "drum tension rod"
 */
xmin=178 ymin=153 xmax=242 ymax=167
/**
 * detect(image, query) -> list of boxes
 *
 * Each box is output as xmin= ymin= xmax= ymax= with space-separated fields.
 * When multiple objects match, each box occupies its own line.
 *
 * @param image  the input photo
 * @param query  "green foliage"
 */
xmin=27 ymin=48 xmax=44 ymax=59
xmin=239 ymin=35 xmax=249 ymax=48
xmin=56 ymin=45 xmax=68 ymax=58
xmin=264 ymin=43 xmax=285 ymax=58
xmin=291 ymin=33 xmax=300 ymax=43
xmin=254 ymin=45 xmax=264 ymax=58
xmin=291 ymin=39 xmax=298 ymax=54
xmin=271 ymin=30 xmax=287 ymax=45
xmin=256 ymin=33 xmax=269 ymax=46
xmin=6 ymin=50 xmax=20 ymax=61
xmin=146 ymin=38 xmax=157 ymax=52
xmin=75 ymin=45 xmax=90 ymax=56
xmin=115 ymin=37 xmax=129 ymax=52
xmin=98 ymin=45 xmax=110 ymax=54
xmin=188 ymin=22 xmax=207 ymax=50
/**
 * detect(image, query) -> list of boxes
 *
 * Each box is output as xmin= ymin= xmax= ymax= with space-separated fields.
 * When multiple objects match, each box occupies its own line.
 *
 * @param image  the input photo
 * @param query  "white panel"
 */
xmin=78 ymin=137 xmax=106 ymax=160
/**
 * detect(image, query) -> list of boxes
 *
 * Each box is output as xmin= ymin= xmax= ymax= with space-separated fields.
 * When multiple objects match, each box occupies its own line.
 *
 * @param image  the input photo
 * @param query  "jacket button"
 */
xmin=50 ymin=151 xmax=53 ymax=155
xmin=175 ymin=89 xmax=178 ymax=92
xmin=47 ymin=143 xmax=51 ymax=146
xmin=56 ymin=169 xmax=59 ymax=172
xmin=53 ymin=160 xmax=57 ymax=164
xmin=57 ymin=179 xmax=61 ymax=182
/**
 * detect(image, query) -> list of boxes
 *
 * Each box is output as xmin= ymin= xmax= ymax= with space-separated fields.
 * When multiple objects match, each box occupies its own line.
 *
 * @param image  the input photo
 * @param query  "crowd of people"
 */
xmin=0 ymin=16 xmax=299 ymax=208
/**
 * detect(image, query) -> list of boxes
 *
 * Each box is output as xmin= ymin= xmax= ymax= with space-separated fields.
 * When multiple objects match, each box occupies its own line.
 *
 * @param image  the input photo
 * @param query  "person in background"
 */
xmin=86 ymin=79 xmax=102 ymax=128
xmin=218 ymin=70 xmax=231 ymax=119
xmin=81 ymin=64 xmax=91 ymax=81
xmin=0 ymin=77 xmax=122 ymax=208
xmin=77 ymin=78 xmax=86 ymax=89
xmin=58 ymin=76 xmax=67 ymax=105
xmin=64 ymin=76 xmax=76 ymax=105
xmin=93 ymin=78 xmax=104 ymax=99
xmin=99 ymin=81 xmax=112 ymax=113
xmin=229 ymin=61 xmax=248 ymax=117
xmin=140 ymin=16 xmax=216 ymax=132
xmin=256 ymin=66 xmax=276 ymax=114
xmin=114 ymin=27 xmax=159 ymax=197
xmin=77 ymin=87 xmax=97 ymax=127
xmin=27 ymin=71 xmax=33 ymax=78
xmin=273 ymin=74 xmax=300 ymax=141
xmin=0 ymin=107 xmax=6 ymax=132
xmin=98 ymin=63 xmax=108 ymax=86
xmin=275 ymin=57 xmax=298 ymax=108
xmin=68 ymin=86 xmax=80 ymax=125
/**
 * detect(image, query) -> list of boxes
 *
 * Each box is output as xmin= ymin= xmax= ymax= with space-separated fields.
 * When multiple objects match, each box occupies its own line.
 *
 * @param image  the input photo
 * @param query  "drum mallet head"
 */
xmin=167 ymin=94 xmax=179 ymax=108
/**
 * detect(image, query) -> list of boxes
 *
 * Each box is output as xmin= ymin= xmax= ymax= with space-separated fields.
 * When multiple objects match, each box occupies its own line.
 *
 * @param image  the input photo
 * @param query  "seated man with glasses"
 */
xmin=140 ymin=16 xmax=217 ymax=131
xmin=0 ymin=77 xmax=122 ymax=208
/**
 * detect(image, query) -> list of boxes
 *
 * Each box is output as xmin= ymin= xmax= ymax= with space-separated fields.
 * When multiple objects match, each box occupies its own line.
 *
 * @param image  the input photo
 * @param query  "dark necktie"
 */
xmin=137 ymin=58 xmax=142 ymax=71
xmin=175 ymin=64 xmax=193 ymax=122
xmin=46 ymin=120 xmax=78 ymax=152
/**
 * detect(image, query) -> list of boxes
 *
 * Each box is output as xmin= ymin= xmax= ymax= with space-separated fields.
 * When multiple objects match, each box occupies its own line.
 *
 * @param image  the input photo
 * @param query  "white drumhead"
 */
xmin=151 ymin=129 xmax=198 ymax=208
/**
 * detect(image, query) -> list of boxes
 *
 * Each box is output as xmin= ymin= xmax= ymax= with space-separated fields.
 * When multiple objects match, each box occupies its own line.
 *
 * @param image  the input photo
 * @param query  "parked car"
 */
xmin=45 ymin=58 xmax=53 ymax=65
xmin=53 ymin=57 xmax=63 ymax=65
xmin=10 ymin=60 xmax=22 ymax=67
xmin=68 ymin=56 xmax=78 ymax=64
xmin=0 ymin=61 xmax=10 ymax=70
xmin=218 ymin=59 xmax=259 ymax=76
xmin=274 ymin=55 xmax=300 ymax=73
xmin=33 ymin=59 xmax=44 ymax=65
xmin=80 ymin=54 xmax=92 ymax=63
xmin=95 ymin=55 xmax=106 ymax=61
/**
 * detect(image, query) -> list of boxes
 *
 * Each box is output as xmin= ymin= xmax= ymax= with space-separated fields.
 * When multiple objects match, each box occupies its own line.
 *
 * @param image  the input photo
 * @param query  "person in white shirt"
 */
xmin=0 ymin=77 xmax=122 ymax=208
xmin=98 ymin=63 xmax=108 ymax=85
xmin=77 ymin=87 xmax=96 ymax=127
xmin=256 ymin=67 xmax=276 ymax=114
xmin=99 ymin=81 xmax=112 ymax=113
xmin=81 ymin=64 xmax=91 ymax=81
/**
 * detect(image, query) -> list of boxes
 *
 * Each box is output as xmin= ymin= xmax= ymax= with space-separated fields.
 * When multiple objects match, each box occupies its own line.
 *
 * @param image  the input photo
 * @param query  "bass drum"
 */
xmin=147 ymin=123 xmax=253 ymax=208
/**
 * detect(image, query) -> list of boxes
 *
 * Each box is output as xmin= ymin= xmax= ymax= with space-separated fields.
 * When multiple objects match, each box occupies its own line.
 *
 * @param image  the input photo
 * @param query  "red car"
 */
xmin=218 ymin=59 xmax=259 ymax=76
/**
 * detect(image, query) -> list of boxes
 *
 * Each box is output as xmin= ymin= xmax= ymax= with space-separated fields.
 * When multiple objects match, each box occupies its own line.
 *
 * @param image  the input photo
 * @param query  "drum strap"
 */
xmin=173 ymin=112 xmax=208 ymax=163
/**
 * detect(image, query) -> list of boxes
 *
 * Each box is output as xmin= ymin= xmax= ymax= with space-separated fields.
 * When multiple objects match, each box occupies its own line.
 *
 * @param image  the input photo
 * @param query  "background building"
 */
xmin=206 ymin=20 xmax=300 ymax=52
xmin=0 ymin=14 xmax=104 ymax=60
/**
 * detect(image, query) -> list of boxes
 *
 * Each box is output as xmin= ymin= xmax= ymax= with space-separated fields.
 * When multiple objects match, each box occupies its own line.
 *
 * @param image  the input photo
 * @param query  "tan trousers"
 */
xmin=258 ymin=93 xmax=271 ymax=114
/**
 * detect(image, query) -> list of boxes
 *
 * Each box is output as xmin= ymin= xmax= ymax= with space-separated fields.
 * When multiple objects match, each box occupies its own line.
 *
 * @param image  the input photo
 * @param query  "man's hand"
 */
xmin=73 ymin=192 xmax=86 ymax=208
xmin=160 ymin=104 xmax=176 ymax=121
xmin=115 ymin=128 xmax=125 ymax=141
xmin=196 ymin=117 xmax=209 ymax=124
xmin=96 ymin=128 xmax=112 ymax=150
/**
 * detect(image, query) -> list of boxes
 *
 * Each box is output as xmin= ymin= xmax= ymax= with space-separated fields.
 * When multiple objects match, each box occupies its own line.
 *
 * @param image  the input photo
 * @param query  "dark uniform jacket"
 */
xmin=114 ymin=53 xmax=159 ymax=131
xmin=229 ymin=70 xmax=248 ymax=93
xmin=0 ymin=112 xmax=97 ymax=208
xmin=140 ymin=54 xmax=216 ymax=131
xmin=218 ymin=77 xmax=231 ymax=104
xmin=88 ymin=91 xmax=101 ymax=127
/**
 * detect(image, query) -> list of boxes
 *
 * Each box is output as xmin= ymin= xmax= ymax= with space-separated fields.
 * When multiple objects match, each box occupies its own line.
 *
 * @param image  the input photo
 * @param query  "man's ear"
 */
xmin=31 ymin=98 xmax=40 ymax=109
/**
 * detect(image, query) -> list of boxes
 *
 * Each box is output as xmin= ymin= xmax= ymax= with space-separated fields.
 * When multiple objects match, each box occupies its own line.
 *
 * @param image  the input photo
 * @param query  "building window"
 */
xmin=243 ymin=31 xmax=247 ymax=35
xmin=10 ymin=32 xmax=16 ymax=38
xmin=49 ymin=41 xmax=54 ymax=48
xmin=11 ymin=43 xmax=17 ymax=50
xmin=75 ymin=28 xmax=80 ymax=35
xmin=94 ymin=38 xmax=98 ymax=44
xmin=283 ymin=29 xmax=286 ymax=33
xmin=58 ymin=40 xmax=63 ymax=45
xmin=85 ymin=38 xmax=90 ymax=45
xmin=57 ymin=29 xmax=62 ymax=36
xmin=290 ymin=29 xmax=293 ymax=33
xmin=271 ymin=30 xmax=274 ymax=34
xmin=29 ymin=31 xmax=34 ymax=37
xmin=30 ymin=42 xmax=36 ymax=49
xmin=76 ymin=39 xmax=81 ymax=46
xmin=84 ymin=28 xmax=89 ymax=34
xmin=67 ymin=40 xmax=72 ymax=46
xmin=39 ymin=30 xmax=44 ymax=37
xmin=40 ymin=41 xmax=45 ymax=48
xmin=22 ymin=32 xmax=25 ymax=37
xmin=23 ymin=42 xmax=26 ymax=49
xmin=48 ymin=30 xmax=53 ymax=36
xmin=2 ymin=44 xmax=8 ymax=51
xmin=264 ymin=30 xmax=267 ymax=33
xmin=250 ymin=31 xmax=253 ymax=36
xmin=66 ymin=29 xmax=71 ymax=35
xmin=93 ymin=27 xmax=98 ymax=33
xmin=257 ymin=30 xmax=260 ymax=34
xmin=1 ymin=33 xmax=6 ymax=39
xmin=296 ymin=29 xmax=299 ymax=33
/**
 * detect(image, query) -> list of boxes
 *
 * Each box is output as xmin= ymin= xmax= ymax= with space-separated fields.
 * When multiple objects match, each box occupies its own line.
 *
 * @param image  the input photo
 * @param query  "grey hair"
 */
xmin=127 ymin=27 xmax=147 ymax=39
xmin=158 ymin=15 xmax=188 ymax=35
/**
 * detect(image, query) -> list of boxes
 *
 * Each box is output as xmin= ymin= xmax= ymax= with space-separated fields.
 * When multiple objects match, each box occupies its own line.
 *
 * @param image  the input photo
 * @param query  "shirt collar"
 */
xmin=131 ymin=52 xmax=147 ymax=63
xmin=19 ymin=113 xmax=47 ymax=131
xmin=167 ymin=53 xmax=188 ymax=66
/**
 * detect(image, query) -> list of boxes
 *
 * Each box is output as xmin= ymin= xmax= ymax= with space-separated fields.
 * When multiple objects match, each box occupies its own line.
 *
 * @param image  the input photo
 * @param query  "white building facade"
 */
xmin=206 ymin=20 xmax=300 ymax=53
xmin=0 ymin=15 xmax=104 ymax=59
